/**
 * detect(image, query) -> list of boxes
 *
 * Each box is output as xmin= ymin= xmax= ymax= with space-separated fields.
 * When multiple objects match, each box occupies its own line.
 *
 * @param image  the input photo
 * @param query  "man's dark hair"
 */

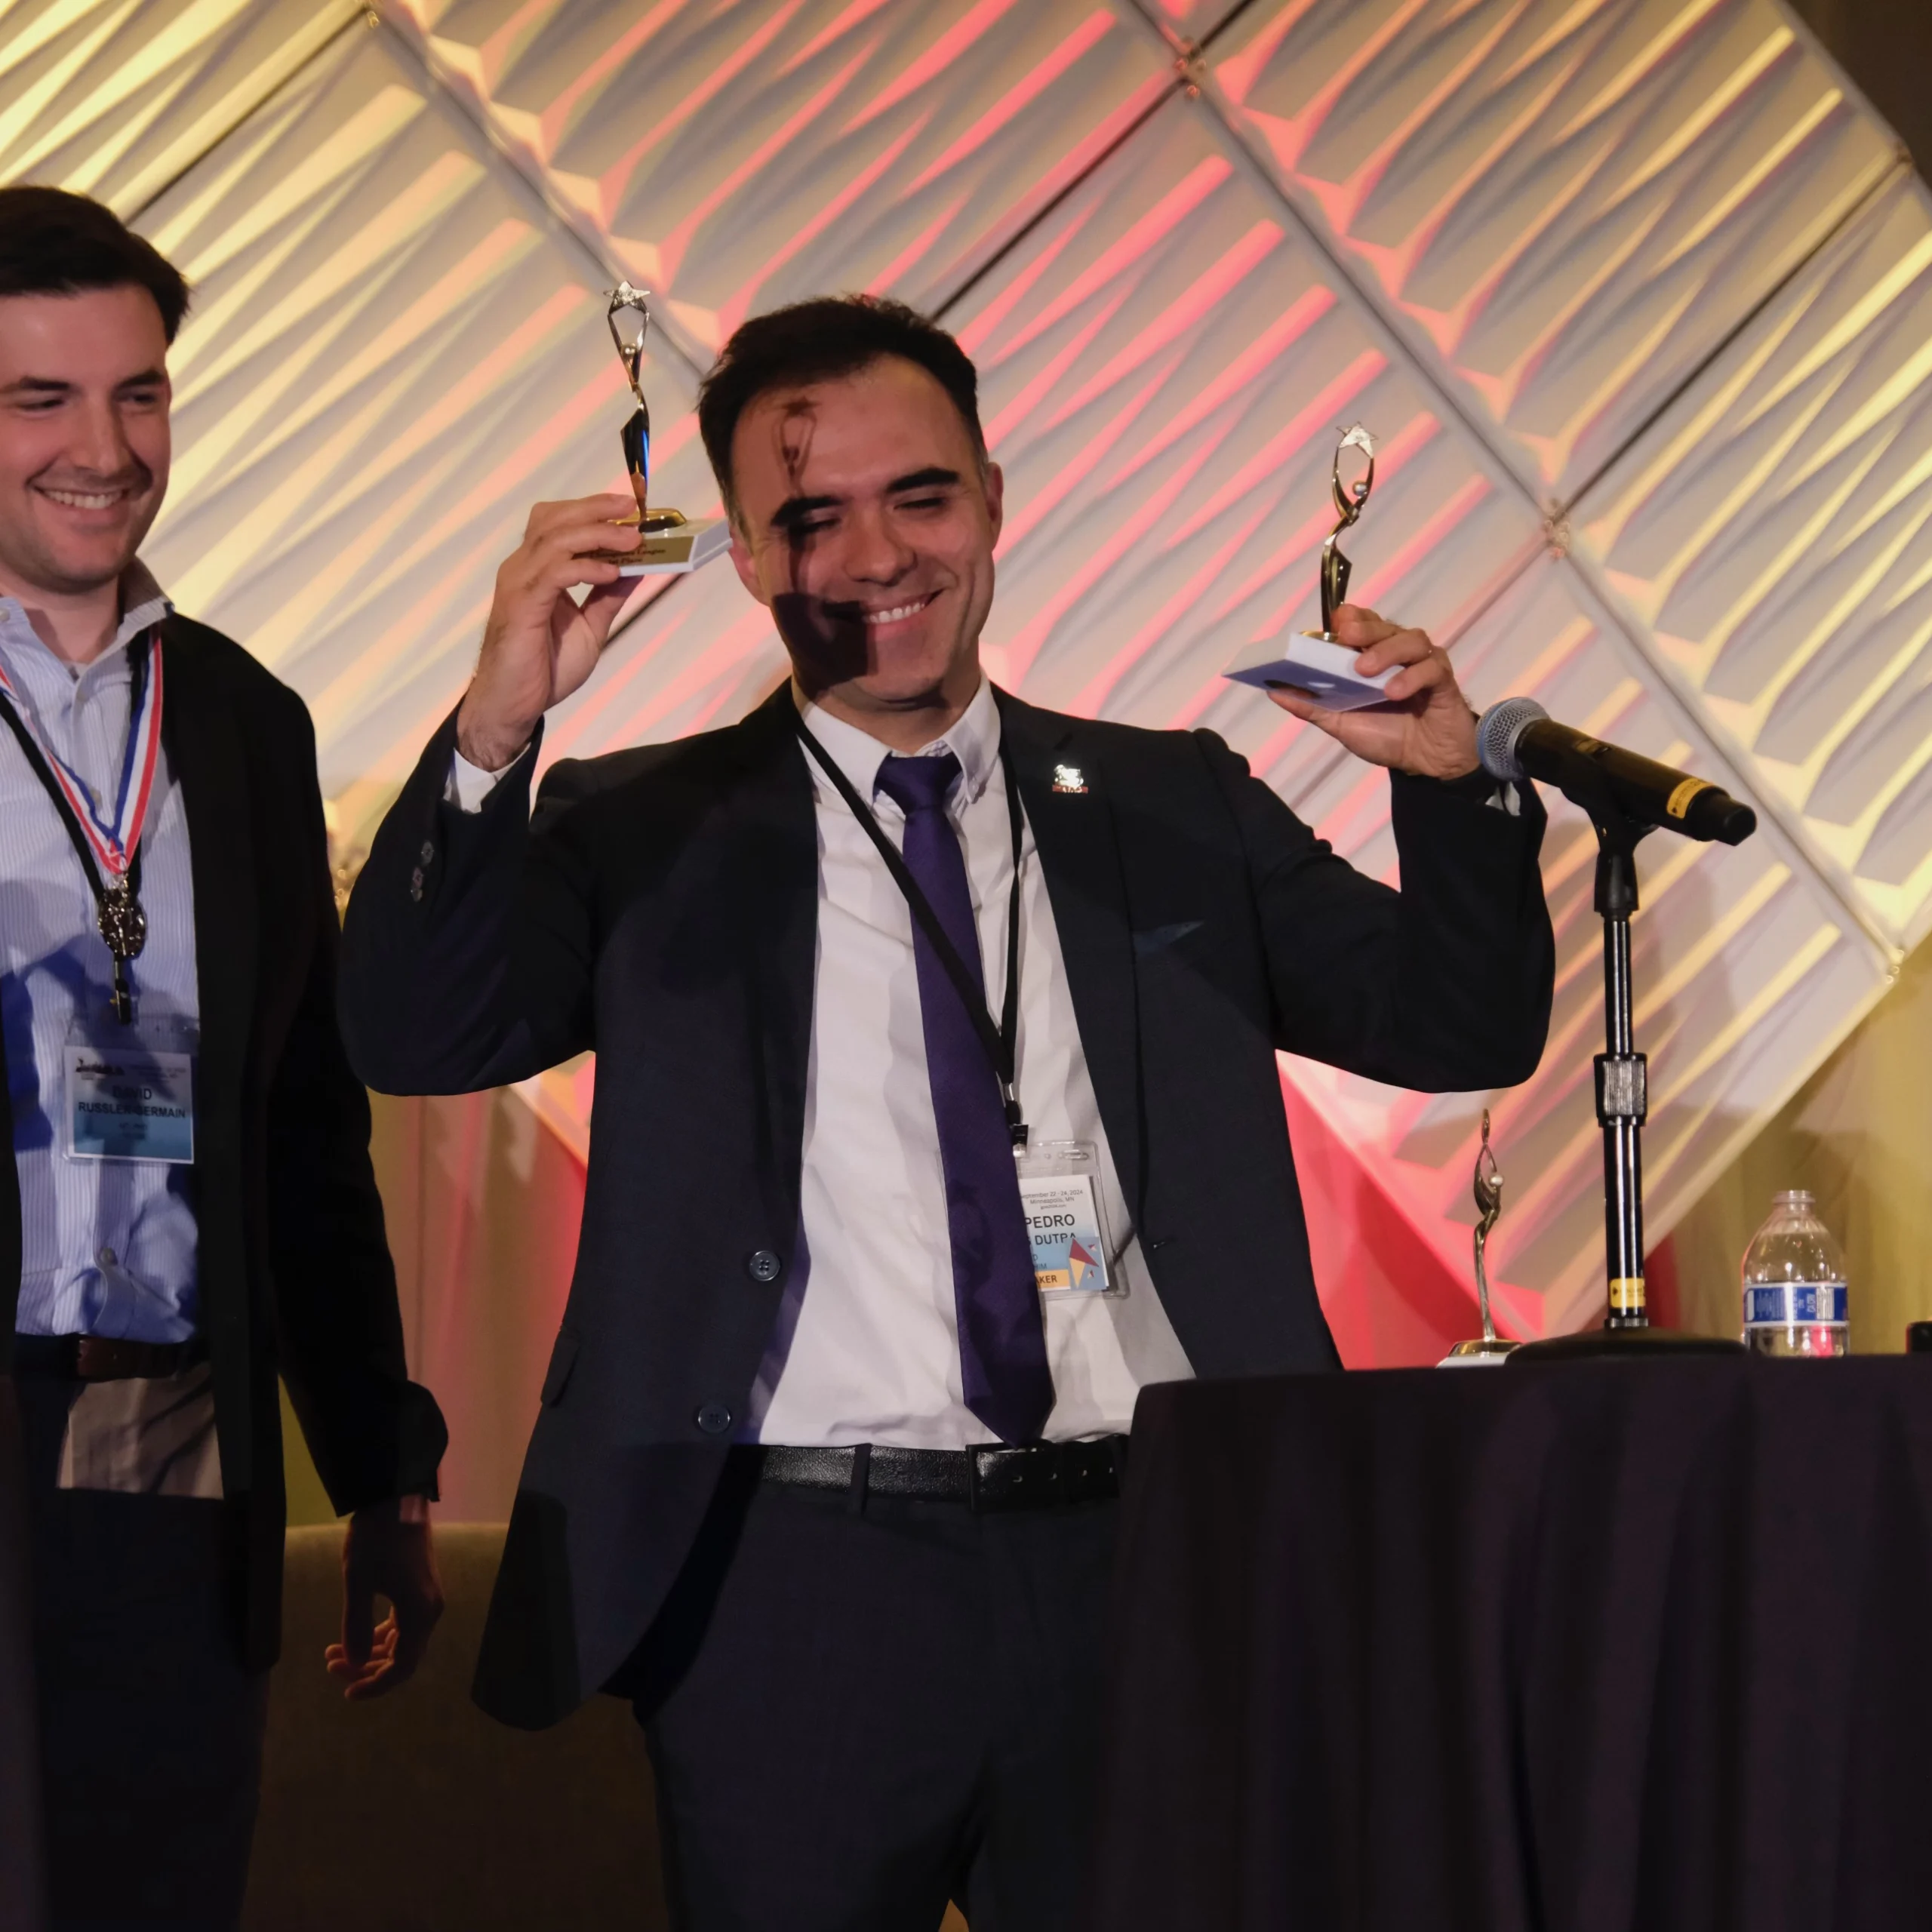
xmin=698 ymin=295 xmax=986 ymax=517
xmin=0 ymin=185 xmax=191 ymax=343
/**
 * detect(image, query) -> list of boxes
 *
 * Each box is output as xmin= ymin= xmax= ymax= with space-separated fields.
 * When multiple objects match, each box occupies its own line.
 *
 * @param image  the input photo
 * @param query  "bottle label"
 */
xmin=1745 ymin=1283 xmax=1847 ymax=1326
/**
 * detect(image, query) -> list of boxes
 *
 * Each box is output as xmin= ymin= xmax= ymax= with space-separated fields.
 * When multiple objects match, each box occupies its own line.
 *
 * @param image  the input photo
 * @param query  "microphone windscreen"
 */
xmin=1475 ymin=697 xmax=1548 ymax=783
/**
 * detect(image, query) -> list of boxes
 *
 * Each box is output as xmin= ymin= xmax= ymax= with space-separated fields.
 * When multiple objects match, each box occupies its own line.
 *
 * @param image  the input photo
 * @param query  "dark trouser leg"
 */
xmin=959 ymin=1506 xmax=1118 ymax=1932
xmin=0 ymin=1376 xmax=48 ymax=1930
xmin=632 ymin=1451 xmax=1118 ymax=1932
xmin=19 ymin=1373 xmax=268 ymax=1932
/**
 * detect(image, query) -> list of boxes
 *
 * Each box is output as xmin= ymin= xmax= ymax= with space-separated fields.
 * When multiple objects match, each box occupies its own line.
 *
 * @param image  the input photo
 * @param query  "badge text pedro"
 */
xmin=1015 ymin=1140 xmax=1121 ymax=1298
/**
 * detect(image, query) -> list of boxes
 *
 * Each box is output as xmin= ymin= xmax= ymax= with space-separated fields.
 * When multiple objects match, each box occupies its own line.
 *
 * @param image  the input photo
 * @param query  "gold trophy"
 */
xmin=1222 ymin=424 xmax=1396 ymax=708
xmin=1314 ymin=423 xmax=1375 ymax=640
xmin=1443 ymin=1111 xmax=1518 ymax=1363
xmin=593 ymin=281 xmax=728 ymax=577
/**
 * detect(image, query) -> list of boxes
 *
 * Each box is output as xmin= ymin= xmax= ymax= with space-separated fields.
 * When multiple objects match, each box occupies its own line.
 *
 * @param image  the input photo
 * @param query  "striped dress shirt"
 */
xmin=3 ymin=566 xmax=201 ymax=1343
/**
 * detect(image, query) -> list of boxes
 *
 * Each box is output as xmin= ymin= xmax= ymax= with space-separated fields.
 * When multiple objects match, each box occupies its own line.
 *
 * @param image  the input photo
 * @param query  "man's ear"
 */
xmin=728 ymin=518 xmax=770 ymax=607
xmin=983 ymin=460 xmax=1004 ymax=549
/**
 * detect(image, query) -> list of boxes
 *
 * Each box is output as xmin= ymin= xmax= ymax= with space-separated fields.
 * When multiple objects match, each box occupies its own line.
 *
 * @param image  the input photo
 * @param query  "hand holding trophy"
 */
xmin=457 ymin=285 xmax=731 ymax=769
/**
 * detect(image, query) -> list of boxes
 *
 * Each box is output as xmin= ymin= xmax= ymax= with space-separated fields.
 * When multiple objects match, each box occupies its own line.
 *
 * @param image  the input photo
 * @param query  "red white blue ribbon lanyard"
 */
xmin=0 ymin=631 xmax=165 ymax=1023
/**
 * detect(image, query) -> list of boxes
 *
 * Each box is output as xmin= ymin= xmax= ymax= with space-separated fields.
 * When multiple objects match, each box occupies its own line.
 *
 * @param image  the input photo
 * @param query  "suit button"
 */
xmin=409 ymin=869 xmax=425 ymax=903
xmin=746 ymin=1249 xmax=782 ymax=1284
xmin=695 ymin=1402 xmax=733 ymax=1436
xmin=419 ymin=841 xmax=435 ymax=865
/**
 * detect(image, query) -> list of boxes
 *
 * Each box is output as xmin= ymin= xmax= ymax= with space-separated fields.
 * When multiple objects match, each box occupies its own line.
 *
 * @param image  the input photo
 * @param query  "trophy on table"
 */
xmin=592 ymin=281 xmax=729 ymax=577
xmin=1222 ymin=423 xmax=1398 ymax=709
xmin=1442 ymin=1111 xmax=1518 ymax=1364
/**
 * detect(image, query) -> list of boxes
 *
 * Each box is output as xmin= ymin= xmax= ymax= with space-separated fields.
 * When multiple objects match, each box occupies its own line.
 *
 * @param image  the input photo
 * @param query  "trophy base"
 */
xmin=1507 ymin=1325 xmax=1747 ymax=1363
xmin=1438 ymin=1337 xmax=1519 ymax=1367
xmin=592 ymin=514 xmax=731 ymax=577
xmin=1222 ymin=632 xmax=1398 ymax=711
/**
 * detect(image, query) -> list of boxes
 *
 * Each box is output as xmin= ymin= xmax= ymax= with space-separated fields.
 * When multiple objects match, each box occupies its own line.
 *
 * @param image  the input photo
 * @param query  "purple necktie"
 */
xmin=875 ymin=752 xmax=1054 ymax=1446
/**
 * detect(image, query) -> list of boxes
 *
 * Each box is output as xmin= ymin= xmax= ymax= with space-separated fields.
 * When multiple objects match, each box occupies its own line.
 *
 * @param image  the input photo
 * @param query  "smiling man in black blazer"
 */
xmin=0 ymin=187 xmax=448 ymax=1930
xmin=341 ymin=294 xmax=1553 ymax=1932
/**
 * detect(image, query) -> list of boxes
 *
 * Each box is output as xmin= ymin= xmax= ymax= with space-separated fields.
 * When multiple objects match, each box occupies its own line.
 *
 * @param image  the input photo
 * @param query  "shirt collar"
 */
xmin=0 ymin=560 xmax=172 ymax=679
xmin=795 ymin=676 xmax=1002 ymax=817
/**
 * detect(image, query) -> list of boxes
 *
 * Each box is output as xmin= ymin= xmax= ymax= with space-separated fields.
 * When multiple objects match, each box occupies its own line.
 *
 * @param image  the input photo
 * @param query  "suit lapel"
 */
xmin=724 ymin=687 xmax=819 ymax=1232
xmin=995 ymin=688 xmax=1145 ymax=1223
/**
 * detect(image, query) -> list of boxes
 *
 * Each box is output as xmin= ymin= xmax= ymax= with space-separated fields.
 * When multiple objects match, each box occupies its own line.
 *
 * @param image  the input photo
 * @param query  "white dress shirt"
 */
xmin=3 ymin=567 xmax=202 ymax=1343
xmin=452 ymin=678 xmax=1194 ymax=1446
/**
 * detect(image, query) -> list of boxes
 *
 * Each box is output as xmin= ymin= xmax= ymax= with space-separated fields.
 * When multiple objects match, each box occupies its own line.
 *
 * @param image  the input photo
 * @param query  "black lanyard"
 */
xmin=792 ymin=712 xmax=1029 ymax=1149
xmin=0 ymin=637 xmax=151 ymax=1024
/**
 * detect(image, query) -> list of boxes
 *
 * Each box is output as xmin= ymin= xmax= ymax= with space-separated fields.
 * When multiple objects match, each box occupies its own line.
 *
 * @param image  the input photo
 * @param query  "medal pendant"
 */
xmin=97 ymin=881 xmax=148 ymax=963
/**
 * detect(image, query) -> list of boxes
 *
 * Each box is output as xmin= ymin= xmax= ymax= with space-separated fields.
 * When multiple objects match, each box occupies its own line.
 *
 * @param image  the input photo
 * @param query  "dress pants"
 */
xmin=632 ymin=1448 xmax=1120 ymax=1932
xmin=2 ymin=1376 xmax=48 ymax=1930
xmin=17 ymin=1371 xmax=269 ymax=1932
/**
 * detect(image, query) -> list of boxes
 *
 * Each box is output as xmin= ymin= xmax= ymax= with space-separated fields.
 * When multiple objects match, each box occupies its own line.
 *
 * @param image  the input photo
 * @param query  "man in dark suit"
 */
xmin=341 ymin=295 xmax=1552 ymax=1930
xmin=0 ymin=187 xmax=448 ymax=1927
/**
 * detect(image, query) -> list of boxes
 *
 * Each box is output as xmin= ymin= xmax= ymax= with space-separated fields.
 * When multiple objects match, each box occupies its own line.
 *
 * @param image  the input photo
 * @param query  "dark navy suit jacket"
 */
xmin=339 ymin=683 xmax=1553 ymax=1728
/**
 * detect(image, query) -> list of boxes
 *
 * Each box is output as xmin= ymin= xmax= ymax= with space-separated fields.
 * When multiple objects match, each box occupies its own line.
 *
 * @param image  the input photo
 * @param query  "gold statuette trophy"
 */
xmin=1223 ymin=423 xmax=1398 ymax=709
xmin=594 ymin=281 xmax=729 ymax=577
xmin=1441 ymin=1110 xmax=1518 ymax=1364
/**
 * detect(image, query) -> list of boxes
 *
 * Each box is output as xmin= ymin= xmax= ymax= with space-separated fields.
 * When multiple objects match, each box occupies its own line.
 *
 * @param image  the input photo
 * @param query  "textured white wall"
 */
xmin=5 ymin=0 xmax=1927 ymax=1337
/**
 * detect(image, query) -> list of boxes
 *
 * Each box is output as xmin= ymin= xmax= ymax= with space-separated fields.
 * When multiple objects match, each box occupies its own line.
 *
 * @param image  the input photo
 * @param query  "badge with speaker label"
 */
xmin=1016 ymin=1140 xmax=1121 ymax=1298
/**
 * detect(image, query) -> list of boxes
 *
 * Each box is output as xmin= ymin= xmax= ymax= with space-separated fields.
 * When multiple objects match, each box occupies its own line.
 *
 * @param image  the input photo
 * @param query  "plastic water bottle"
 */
xmin=1740 ymin=1190 xmax=1848 ymax=1357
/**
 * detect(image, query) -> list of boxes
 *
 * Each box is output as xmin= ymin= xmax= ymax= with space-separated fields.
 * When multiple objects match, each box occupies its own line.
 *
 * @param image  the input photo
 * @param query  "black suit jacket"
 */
xmin=341 ymin=684 xmax=1553 ymax=1728
xmin=0 ymin=615 xmax=447 ymax=1669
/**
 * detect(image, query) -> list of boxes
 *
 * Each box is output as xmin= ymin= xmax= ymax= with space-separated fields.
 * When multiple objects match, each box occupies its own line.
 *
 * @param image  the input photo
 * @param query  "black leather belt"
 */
xmin=751 ymin=1436 xmax=1127 ymax=1512
xmin=11 ymin=1333 xmax=208 ymax=1382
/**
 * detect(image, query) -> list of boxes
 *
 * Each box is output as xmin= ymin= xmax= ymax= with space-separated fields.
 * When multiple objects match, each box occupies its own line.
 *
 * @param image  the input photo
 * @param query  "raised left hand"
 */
xmin=325 ymin=1497 xmax=443 ymax=1701
xmin=1267 ymin=605 xmax=1478 ymax=780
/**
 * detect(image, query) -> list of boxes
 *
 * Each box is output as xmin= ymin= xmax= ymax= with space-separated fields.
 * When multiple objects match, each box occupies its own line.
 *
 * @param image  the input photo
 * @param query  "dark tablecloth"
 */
xmin=1093 ymin=1358 xmax=1932 ymax=1932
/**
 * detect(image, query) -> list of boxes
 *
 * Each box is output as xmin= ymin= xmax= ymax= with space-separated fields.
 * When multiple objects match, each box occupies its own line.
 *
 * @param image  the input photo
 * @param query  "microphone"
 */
xmin=1476 ymin=698 xmax=1757 ymax=846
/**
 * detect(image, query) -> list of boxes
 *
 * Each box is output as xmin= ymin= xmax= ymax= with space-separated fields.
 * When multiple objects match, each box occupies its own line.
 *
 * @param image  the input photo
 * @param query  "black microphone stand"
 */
xmin=1512 ymin=746 xmax=1742 ymax=1361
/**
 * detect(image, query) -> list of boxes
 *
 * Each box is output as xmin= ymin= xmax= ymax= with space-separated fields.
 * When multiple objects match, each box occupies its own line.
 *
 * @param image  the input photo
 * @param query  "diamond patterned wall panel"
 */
xmin=560 ymin=102 xmax=1537 ymax=768
xmin=129 ymin=20 xmax=713 ymax=795
xmin=1291 ymin=556 xmax=1888 ymax=1332
xmin=554 ymin=98 xmax=1548 ymax=790
xmin=946 ymin=92 xmax=1890 ymax=1327
xmin=0 ymin=0 xmax=357 ymax=216
xmin=1574 ymin=170 xmax=1932 ymax=952
xmin=955 ymin=104 xmax=1540 ymax=783
xmin=9 ymin=0 xmax=1923 ymax=1337
xmin=1205 ymin=0 xmax=1901 ymax=507
xmin=1131 ymin=0 xmax=1251 ymax=41
xmin=384 ymin=0 xmax=1174 ymax=365
xmin=545 ymin=93 xmax=1887 ymax=1326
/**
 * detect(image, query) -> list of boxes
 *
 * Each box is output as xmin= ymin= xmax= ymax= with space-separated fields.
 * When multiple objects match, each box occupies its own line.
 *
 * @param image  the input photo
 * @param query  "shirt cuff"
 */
xmin=1433 ymin=764 xmax=1521 ymax=818
xmin=445 ymin=743 xmax=525 ymax=814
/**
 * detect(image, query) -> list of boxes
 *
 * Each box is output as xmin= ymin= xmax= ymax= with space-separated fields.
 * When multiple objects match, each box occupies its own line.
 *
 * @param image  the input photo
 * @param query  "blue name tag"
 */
xmin=65 ymin=1041 xmax=195 ymax=1164
xmin=1014 ymin=1139 xmax=1123 ymax=1299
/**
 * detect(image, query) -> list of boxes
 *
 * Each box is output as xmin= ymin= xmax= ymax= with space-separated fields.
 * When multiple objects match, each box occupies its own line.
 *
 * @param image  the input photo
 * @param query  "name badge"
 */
xmin=63 ymin=1017 xmax=196 ymax=1164
xmin=1015 ymin=1139 xmax=1122 ymax=1298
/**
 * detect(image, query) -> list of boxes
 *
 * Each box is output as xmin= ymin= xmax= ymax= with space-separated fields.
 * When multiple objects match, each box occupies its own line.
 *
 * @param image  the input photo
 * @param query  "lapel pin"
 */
xmin=1052 ymin=763 xmax=1088 ymax=795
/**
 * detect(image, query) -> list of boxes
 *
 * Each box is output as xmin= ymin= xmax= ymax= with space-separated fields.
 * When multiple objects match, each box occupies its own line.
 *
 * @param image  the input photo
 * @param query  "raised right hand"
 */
xmin=456 ymin=494 xmax=639 ymax=771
